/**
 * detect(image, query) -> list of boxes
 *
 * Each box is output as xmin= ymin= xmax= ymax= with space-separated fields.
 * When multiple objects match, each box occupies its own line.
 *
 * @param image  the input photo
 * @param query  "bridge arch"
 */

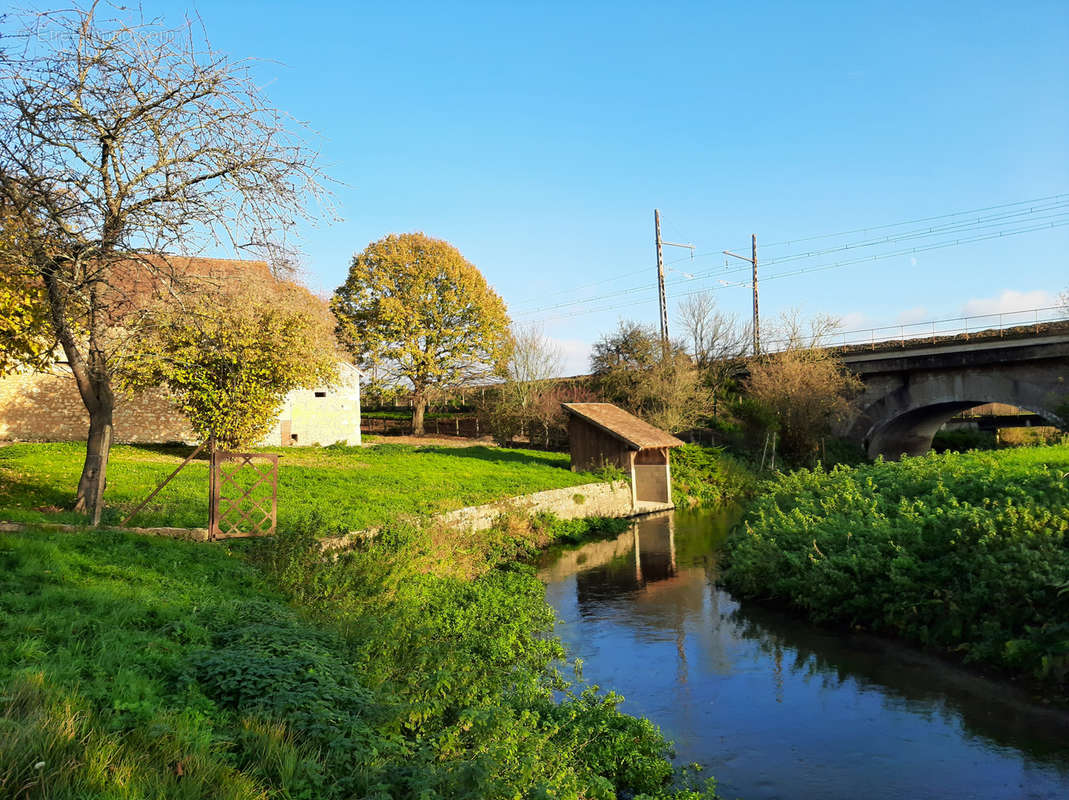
xmin=850 ymin=372 xmax=1065 ymax=459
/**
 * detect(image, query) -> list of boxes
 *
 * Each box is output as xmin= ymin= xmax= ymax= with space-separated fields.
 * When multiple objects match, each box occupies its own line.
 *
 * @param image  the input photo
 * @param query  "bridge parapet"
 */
xmin=838 ymin=324 xmax=1068 ymax=458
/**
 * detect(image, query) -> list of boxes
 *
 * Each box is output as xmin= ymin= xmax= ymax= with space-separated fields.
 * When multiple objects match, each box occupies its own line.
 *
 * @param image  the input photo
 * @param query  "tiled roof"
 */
xmin=561 ymin=403 xmax=684 ymax=450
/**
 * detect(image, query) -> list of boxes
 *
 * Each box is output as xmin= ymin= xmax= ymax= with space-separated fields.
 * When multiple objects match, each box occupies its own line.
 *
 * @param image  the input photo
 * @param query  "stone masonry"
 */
xmin=0 ymin=366 xmax=195 ymax=443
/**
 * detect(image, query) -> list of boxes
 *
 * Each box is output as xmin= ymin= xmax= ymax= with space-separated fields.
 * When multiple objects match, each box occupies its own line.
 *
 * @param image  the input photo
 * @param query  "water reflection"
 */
xmin=538 ymin=509 xmax=1069 ymax=800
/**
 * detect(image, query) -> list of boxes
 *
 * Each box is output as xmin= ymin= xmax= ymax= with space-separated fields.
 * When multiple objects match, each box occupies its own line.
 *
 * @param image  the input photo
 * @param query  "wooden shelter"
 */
xmin=562 ymin=403 xmax=684 ymax=511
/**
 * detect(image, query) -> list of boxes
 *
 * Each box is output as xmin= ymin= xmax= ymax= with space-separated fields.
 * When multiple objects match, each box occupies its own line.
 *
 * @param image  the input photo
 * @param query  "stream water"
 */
xmin=536 ymin=508 xmax=1069 ymax=800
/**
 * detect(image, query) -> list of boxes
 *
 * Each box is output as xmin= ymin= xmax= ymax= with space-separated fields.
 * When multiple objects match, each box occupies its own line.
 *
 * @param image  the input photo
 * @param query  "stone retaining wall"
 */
xmin=436 ymin=480 xmax=635 ymax=532
xmin=5 ymin=481 xmax=663 ymax=552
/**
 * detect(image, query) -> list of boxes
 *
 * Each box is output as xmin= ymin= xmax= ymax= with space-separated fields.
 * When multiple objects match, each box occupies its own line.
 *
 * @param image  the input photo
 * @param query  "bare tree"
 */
xmin=745 ymin=311 xmax=861 ymax=465
xmin=676 ymin=292 xmax=743 ymax=367
xmin=676 ymin=292 xmax=750 ymax=417
xmin=590 ymin=319 xmax=707 ymax=433
xmin=763 ymin=309 xmax=842 ymax=352
xmin=485 ymin=323 xmax=564 ymax=444
xmin=0 ymin=3 xmax=329 ymax=519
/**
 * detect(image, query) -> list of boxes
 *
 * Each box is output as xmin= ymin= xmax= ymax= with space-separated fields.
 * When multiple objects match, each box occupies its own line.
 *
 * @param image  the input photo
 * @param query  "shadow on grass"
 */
xmin=413 ymin=445 xmax=573 ymax=471
xmin=0 ymin=476 xmax=79 ymax=518
xmin=121 ymin=442 xmax=208 ymax=460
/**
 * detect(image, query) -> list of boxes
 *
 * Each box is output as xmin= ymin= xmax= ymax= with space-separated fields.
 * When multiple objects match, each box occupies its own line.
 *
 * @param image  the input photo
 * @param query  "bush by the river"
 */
xmin=1 ymin=516 xmax=718 ymax=799
xmin=671 ymin=444 xmax=756 ymax=507
xmin=723 ymin=445 xmax=1069 ymax=687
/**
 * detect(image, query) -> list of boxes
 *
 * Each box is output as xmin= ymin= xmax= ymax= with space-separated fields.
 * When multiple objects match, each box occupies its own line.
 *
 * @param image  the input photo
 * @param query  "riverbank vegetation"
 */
xmin=723 ymin=445 xmax=1069 ymax=689
xmin=1 ymin=520 xmax=718 ymax=798
xmin=0 ymin=442 xmax=597 ymax=531
xmin=671 ymin=444 xmax=756 ymax=507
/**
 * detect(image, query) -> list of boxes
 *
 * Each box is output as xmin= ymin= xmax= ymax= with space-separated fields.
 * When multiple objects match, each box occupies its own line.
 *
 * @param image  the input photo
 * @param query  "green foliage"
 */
xmin=247 ymin=515 xmax=704 ymax=799
xmin=0 ymin=528 xmax=294 ymax=799
xmin=121 ymin=280 xmax=339 ymax=448
xmin=1 ymin=522 xmax=716 ymax=799
xmin=0 ymin=204 xmax=52 ymax=375
xmin=590 ymin=320 xmax=708 ymax=433
xmin=332 ymin=232 xmax=512 ymax=433
xmin=931 ymin=428 xmax=998 ymax=453
xmin=723 ymin=445 xmax=1069 ymax=686
xmin=671 ymin=444 xmax=756 ymax=507
xmin=0 ymin=442 xmax=597 ymax=531
xmin=541 ymin=514 xmax=631 ymax=545
xmin=818 ymin=436 xmax=868 ymax=467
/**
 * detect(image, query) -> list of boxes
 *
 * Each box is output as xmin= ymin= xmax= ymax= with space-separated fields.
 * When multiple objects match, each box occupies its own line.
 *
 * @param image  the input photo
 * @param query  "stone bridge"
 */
xmin=837 ymin=323 xmax=1069 ymax=458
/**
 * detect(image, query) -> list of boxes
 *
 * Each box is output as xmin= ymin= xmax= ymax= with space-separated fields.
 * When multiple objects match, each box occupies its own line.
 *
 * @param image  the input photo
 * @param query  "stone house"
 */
xmin=0 ymin=256 xmax=361 ymax=447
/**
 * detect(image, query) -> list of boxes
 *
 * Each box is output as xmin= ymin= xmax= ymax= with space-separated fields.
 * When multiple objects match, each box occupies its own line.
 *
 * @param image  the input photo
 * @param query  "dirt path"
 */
xmin=363 ymin=434 xmax=498 ymax=448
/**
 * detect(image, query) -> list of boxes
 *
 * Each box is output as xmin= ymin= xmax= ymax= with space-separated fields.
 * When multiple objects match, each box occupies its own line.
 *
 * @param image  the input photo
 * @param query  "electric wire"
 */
xmin=510 ymin=193 xmax=1069 ymax=311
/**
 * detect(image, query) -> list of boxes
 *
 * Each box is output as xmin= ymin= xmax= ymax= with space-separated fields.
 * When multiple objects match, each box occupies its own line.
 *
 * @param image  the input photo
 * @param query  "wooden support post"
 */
xmin=207 ymin=437 xmax=218 ymax=539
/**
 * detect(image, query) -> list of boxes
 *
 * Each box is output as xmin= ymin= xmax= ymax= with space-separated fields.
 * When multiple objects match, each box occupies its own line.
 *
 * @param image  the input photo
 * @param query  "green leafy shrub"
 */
xmin=671 ymin=444 xmax=755 ymax=507
xmin=3 ymin=522 xmax=717 ymax=799
xmin=724 ymin=446 xmax=1069 ymax=686
xmin=249 ymin=516 xmax=713 ymax=799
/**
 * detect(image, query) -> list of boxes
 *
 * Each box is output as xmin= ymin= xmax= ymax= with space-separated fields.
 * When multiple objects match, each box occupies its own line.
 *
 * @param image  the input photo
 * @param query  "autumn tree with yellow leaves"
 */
xmin=0 ymin=204 xmax=52 ymax=376
xmin=332 ymin=233 xmax=512 ymax=435
xmin=122 ymin=280 xmax=339 ymax=448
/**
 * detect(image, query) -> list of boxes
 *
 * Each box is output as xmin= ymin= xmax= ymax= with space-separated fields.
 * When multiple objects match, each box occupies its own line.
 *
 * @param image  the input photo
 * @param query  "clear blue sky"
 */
xmin=153 ymin=2 xmax=1069 ymax=371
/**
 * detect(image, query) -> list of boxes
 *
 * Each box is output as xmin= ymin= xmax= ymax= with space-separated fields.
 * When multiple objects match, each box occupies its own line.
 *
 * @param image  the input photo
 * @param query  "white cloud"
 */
xmin=895 ymin=306 xmax=930 ymax=325
xmin=548 ymin=337 xmax=592 ymax=377
xmin=838 ymin=312 xmax=868 ymax=331
xmin=961 ymin=289 xmax=1058 ymax=317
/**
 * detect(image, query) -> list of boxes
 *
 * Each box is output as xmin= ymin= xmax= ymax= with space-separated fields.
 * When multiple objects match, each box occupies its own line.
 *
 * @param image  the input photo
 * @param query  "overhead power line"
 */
xmin=514 ymin=208 xmax=1069 ymax=318
xmin=510 ymin=192 xmax=1069 ymax=312
xmin=524 ymin=216 xmax=1069 ymax=322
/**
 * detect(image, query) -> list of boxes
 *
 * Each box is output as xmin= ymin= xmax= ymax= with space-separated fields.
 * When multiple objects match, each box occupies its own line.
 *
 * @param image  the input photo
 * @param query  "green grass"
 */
xmin=0 ymin=521 xmax=718 ymax=799
xmin=361 ymin=409 xmax=467 ymax=420
xmin=724 ymin=444 xmax=1069 ymax=687
xmin=0 ymin=442 xmax=597 ymax=532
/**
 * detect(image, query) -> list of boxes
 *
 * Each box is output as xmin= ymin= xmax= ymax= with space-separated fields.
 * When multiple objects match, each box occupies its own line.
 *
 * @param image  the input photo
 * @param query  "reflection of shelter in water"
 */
xmin=562 ymin=403 xmax=683 ymax=512
xmin=574 ymin=512 xmax=682 ymax=602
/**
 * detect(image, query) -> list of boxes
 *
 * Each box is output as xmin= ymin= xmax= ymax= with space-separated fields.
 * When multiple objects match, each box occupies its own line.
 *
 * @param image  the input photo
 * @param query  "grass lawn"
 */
xmin=0 ymin=441 xmax=597 ymax=532
xmin=0 ymin=517 xmax=704 ymax=798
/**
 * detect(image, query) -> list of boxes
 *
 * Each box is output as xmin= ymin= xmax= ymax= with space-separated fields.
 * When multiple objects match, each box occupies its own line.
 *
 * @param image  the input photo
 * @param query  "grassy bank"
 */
xmin=0 ymin=442 xmax=597 ymax=532
xmin=0 ymin=518 xmax=716 ymax=799
xmin=723 ymin=445 xmax=1069 ymax=688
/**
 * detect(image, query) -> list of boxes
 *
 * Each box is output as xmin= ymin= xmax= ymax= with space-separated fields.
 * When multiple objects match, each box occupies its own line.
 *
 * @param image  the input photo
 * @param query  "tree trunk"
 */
xmin=41 ymin=265 xmax=115 ymax=523
xmin=412 ymin=395 xmax=427 ymax=436
xmin=73 ymin=397 xmax=114 ymax=521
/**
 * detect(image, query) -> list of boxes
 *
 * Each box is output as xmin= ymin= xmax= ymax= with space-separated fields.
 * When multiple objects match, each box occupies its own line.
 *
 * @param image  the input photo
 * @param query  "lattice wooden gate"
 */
xmin=209 ymin=450 xmax=278 ymax=539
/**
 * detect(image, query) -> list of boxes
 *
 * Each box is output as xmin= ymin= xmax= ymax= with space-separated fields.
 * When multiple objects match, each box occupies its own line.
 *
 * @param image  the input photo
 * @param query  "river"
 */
xmin=536 ymin=508 xmax=1069 ymax=800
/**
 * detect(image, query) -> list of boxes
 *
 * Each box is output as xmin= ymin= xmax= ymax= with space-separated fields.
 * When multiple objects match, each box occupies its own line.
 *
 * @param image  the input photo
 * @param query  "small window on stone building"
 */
xmin=314 ymin=391 xmax=327 ymax=398
xmin=291 ymin=433 xmax=298 ymax=443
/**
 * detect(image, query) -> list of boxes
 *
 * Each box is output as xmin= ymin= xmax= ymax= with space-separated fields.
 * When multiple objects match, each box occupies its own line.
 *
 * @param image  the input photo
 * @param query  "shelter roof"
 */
xmin=561 ymin=403 xmax=684 ymax=450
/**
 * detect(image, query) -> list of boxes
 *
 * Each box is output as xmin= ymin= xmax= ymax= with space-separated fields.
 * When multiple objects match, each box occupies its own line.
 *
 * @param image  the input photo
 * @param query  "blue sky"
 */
xmin=116 ymin=2 xmax=1069 ymax=371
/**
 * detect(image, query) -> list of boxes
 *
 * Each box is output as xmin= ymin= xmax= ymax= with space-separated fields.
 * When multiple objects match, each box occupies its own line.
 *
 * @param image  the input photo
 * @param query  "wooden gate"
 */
xmin=209 ymin=450 xmax=278 ymax=539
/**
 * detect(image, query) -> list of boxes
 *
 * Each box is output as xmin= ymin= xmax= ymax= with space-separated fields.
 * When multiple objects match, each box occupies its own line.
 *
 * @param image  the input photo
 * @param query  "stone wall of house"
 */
xmin=258 ymin=364 xmax=362 ymax=447
xmin=0 ymin=367 xmax=195 ymax=443
xmin=1 ymin=363 xmax=363 ymax=447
